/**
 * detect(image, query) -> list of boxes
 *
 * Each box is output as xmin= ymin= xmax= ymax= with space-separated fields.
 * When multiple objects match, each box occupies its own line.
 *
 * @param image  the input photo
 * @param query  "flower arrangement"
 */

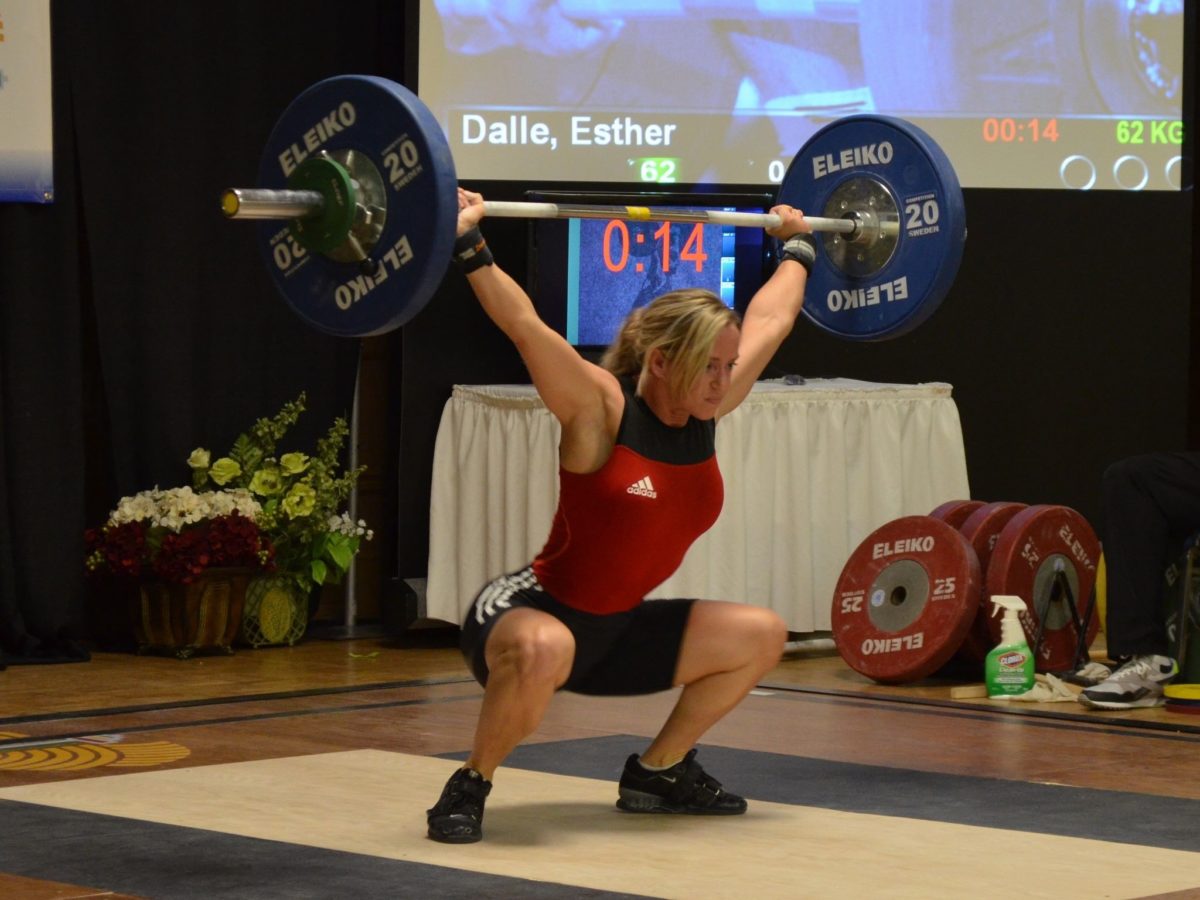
xmin=185 ymin=392 xmax=372 ymax=594
xmin=85 ymin=486 xmax=272 ymax=584
xmin=86 ymin=392 xmax=371 ymax=592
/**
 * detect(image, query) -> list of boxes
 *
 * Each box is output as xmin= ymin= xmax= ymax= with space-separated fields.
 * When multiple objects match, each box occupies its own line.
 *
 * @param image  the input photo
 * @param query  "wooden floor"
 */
xmin=2 ymin=624 xmax=1199 ymax=899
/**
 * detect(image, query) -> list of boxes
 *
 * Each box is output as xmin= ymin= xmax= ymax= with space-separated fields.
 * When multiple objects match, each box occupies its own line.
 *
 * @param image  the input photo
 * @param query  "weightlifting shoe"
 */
xmin=427 ymin=766 xmax=492 ymax=843
xmin=616 ymin=749 xmax=747 ymax=815
xmin=1079 ymin=654 xmax=1178 ymax=709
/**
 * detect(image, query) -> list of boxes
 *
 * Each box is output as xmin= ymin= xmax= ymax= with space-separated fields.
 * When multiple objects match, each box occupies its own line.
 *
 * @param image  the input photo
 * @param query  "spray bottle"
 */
xmin=985 ymin=595 xmax=1036 ymax=697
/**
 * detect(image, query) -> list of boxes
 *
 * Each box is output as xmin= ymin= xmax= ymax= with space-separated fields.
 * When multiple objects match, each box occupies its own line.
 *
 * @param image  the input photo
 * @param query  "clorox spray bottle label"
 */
xmin=985 ymin=595 xmax=1036 ymax=697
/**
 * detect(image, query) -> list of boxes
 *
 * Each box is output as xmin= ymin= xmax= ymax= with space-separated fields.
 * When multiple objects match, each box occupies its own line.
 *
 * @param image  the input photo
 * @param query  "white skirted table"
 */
xmin=425 ymin=379 xmax=970 ymax=633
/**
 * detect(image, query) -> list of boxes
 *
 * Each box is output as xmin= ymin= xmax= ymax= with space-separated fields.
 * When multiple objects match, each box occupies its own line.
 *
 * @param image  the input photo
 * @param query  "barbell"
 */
xmin=222 ymin=74 xmax=966 ymax=340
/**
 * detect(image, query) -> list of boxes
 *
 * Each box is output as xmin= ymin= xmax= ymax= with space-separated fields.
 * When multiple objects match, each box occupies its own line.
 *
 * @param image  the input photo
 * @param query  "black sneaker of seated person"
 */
xmin=427 ymin=767 xmax=492 ymax=843
xmin=616 ymin=749 xmax=747 ymax=815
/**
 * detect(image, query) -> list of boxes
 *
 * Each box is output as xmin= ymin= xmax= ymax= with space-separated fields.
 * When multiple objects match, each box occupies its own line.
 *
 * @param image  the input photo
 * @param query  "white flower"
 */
xmin=158 ymin=513 xmax=186 ymax=532
xmin=327 ymin=511 xmax=372 ymax=540
xmin=110 ymin=490 xmax=159 ymax=524
xmin=106 ymin=486 xmax=262 ymax=532
xmin=156 ymin=486 xmax=205 ymax=528
xmin=203 ymin=487 xmax=260 ymax=519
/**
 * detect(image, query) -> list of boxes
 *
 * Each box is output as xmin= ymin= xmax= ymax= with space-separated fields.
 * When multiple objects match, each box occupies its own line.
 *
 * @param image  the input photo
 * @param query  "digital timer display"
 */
xmin=972 ymin=115 xmax=1184 ymax=189
xmin=527 ymin=190 xmax=774 ymax=348
xmin=597 ymin=220 xmax=710 ymax=275
xmin=981 ymin=117 xmax=1060 ymax=143
xmin=570 ymin=217 xmax=732 ymax=346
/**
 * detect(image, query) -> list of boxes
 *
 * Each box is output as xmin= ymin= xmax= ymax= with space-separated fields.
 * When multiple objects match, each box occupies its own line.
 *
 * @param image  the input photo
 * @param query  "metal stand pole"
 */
xmin=344 ymin=353 xmax=360 ymax=631
xmin=310 ymin=346 xmax=386 ymax=640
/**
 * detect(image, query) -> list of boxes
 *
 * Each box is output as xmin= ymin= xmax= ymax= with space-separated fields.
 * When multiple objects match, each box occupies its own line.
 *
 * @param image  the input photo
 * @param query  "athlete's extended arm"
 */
xmin=457 ymin=188 xmax=617 ymax=438
xmin=719 ymin=205 xmax=810 ymax=417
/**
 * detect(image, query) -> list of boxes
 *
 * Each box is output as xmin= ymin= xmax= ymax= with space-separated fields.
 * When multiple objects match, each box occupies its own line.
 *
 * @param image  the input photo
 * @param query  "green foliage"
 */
xmin=188 ymin=392 xmax=371 ymax=594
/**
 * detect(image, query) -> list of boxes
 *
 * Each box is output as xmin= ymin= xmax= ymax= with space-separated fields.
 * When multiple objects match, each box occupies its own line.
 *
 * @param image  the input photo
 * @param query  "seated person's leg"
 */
xmin=1081 ymin=452 xmax=1200 ymax=709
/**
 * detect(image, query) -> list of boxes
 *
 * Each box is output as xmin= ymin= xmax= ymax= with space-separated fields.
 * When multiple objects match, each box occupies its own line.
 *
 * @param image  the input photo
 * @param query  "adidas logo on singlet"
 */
xmin=626 ymin=476 xmax=657 ymax=498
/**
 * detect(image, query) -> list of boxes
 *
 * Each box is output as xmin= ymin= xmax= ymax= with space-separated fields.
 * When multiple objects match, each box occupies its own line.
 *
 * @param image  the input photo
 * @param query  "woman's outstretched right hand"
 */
xmin=458 ymin=187 xmax=486 ymax=237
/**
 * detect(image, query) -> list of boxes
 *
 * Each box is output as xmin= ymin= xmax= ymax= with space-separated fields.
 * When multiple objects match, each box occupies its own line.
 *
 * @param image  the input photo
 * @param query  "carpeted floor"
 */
xmin=3 ymin=736 xmax=1198 ymax=899
xmin=482 ymin=734 xmax=1200 ymax=851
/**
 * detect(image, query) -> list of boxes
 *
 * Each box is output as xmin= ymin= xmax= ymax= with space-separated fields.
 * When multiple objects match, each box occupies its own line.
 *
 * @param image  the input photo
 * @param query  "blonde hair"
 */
xmin=600 ymin=289 xmax=741 ymax=401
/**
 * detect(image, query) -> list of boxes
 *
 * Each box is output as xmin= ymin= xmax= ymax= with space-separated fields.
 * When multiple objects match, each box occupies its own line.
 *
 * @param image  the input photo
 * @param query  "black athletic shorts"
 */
xmin=460 ymin=566 xmax=696 ymax=696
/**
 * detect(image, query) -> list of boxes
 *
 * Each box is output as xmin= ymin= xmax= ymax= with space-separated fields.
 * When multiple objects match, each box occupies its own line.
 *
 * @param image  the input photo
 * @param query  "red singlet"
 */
xmin=532 ymin=382 xmax=723 ymax=614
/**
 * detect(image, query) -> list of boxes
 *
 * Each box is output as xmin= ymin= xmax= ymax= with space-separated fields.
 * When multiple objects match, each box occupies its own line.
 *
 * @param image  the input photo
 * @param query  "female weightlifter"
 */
xmin=427 ymin=187 xmax=813 ymax=843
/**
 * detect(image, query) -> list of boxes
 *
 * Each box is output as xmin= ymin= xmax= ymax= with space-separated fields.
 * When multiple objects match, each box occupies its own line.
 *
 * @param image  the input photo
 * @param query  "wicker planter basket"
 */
xmin=133 ymin=568 xmax=254 ymax=659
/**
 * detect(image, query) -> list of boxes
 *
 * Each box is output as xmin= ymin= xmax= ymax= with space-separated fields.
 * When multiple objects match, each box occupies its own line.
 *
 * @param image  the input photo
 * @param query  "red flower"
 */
xmin=85 ymin=511 xmax=273 ymax=585
xmin=85 ymin=521 xmax=149 ymax=579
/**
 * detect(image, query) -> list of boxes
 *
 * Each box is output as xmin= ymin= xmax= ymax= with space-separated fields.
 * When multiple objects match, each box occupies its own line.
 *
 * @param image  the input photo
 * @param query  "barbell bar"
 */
xmin=223 ymin=187 xmax=902 ymax=244
xmin=225 ymin=74 xmax=965 ymax=340
xmin=223 ymin=189 xmax=897 ymax=239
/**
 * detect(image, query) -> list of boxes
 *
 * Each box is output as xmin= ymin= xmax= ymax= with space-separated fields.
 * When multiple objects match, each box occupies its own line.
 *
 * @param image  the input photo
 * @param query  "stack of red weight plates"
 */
xmin=831 ymin=501 xmax=1103 ymax=684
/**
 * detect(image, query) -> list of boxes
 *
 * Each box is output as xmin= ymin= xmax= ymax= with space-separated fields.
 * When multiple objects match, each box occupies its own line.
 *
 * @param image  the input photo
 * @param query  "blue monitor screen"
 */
xmin=569 ymin=216 xmax=734 ymax=346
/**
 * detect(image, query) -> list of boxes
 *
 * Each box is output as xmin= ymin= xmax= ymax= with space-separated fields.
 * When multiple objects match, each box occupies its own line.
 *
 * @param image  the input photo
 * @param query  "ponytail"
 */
xmin=599 ymin=307 xmax=646 ymax=378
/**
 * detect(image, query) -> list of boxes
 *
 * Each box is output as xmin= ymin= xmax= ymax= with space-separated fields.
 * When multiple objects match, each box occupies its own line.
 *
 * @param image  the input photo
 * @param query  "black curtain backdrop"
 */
xmin=0 ymin=2 xmax=407 ymax=663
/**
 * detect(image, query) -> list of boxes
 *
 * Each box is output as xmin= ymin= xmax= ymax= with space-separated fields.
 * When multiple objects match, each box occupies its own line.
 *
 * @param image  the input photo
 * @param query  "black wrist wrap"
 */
xmin=778 ymin=233 xmax=816 ymax=274
xmin=453 ymin=226 xmax=493 ymax=273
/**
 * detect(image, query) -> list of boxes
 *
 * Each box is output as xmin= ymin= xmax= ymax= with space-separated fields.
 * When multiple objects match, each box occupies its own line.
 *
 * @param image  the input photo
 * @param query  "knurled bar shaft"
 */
xmin=481 ymin=201 xmax=857 ymax=234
